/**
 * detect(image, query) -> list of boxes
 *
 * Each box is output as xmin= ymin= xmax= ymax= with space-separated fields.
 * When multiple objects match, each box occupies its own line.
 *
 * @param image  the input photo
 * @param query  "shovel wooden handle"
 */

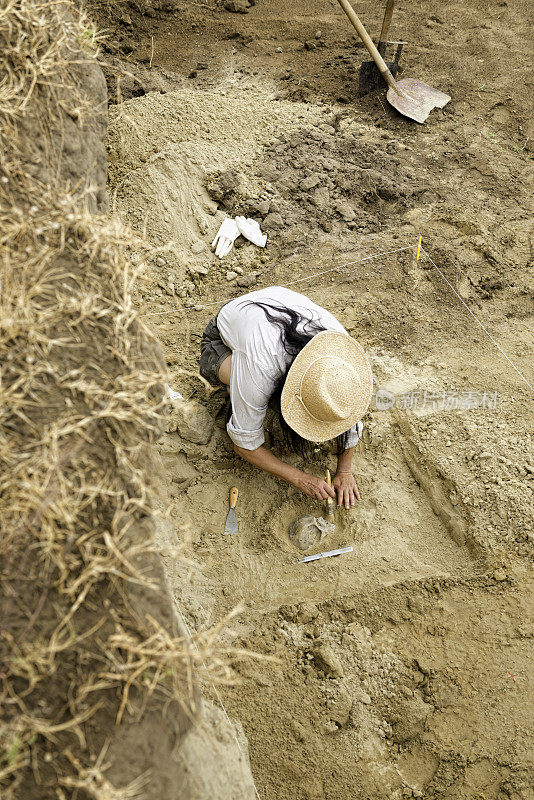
xmin=336 ymin=0 xmax=398 ymax=90
xmin=229 ymin=486 xmax=238 ymax=508
xmin=378 ymin=0 xmax=395 ymax=48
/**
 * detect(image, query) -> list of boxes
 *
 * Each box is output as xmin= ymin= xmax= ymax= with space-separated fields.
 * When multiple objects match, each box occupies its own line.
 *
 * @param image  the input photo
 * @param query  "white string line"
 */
xmin=139 ymin=243 xmax=418 ymax=317
xmin=175 ymin=603 xmax=263 ymax=800
xmin=421 ymin=245 xmax=533 ymax=392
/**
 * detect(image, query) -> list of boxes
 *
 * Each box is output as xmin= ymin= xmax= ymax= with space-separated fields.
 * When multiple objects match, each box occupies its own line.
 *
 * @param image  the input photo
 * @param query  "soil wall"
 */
xmin=0 ymin=2 xmax=256 ymax=798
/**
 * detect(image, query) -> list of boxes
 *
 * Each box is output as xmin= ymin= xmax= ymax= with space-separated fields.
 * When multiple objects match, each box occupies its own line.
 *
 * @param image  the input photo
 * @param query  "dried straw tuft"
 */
xmin=0 ymin=2 xmax=247 ymax=796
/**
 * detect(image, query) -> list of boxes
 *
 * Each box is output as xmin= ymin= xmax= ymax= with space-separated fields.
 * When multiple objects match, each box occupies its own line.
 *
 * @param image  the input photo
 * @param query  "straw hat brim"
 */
xmin=281 ymin=331 xmax=373 ymax=443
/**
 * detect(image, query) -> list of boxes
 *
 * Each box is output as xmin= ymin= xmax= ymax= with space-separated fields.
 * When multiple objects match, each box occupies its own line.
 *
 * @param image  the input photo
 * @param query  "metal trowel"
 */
xmin=224 ymin=486 xmax=239 ymax=534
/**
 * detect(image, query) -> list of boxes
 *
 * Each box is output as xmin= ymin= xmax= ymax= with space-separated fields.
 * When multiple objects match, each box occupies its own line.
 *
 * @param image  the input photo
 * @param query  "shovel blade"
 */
xmin=359 ymin=59 xmax=399 ymax=95
xmin=387 ymin=77 xmax=451 ymax=123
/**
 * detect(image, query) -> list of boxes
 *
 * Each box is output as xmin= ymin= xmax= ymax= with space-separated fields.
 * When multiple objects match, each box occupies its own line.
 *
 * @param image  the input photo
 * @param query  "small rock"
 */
xmin=188 ymin=265 xmax=209 ymax=276
xmin=208 ymin=170 xmax=240 ymax=204
xmin=311 ymin=186 xmax=330 ymax=209
xmin=226 ymin=270 xmax=238 ymax=280
xmin=257 ymin=199 xmax=270 ymax=216
xmin=493 ymin=568 xmax=507 ymax=581
xmin=290 ymin=720 xmax=306 ymax=742
xmin=237 ymin=273 xmax=259 ymax=289
xmin=335 ymin=200 xmax=356 ymax=222
xmin=315 ymin=30 xmax=323 ymax=39
xmin=191 ymin=241 xmax=205 ymax=254
xmin=156 ymin=257 xmax=166 ymax=266
xmin=167 ymin=400 xmax=214 ymax=444
xmin=312 ymin=645 xmax=343 ymax=678
xmin=233 ymin=266 xmax=243 ymax=274
xmin=275 ymin=46 xmax=283 ymax=53
xmin=326 ymin=686 xmax=352 ymax=727
xmin=304 ymin=40 xmax=317 ymax=50
xmin=224 ymin=0 xmax=250 ymax=13
xmin=262 ymin=212 xmax=284 ymax=230
xmin=300 ymin=174 xmax=321 ymax=191
xmin=322 ymin=720 xmax=339 ymax=734
xmin=297 ymin=602 xmax=319 ymax=624
xmin=354 ymin=688 xmax=372 ymax=705
xmin=166 ymin=282 xmax=175 ymax=296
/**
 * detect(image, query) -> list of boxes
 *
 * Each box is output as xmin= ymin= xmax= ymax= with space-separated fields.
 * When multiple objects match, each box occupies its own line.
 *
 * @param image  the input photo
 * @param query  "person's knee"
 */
xmin=218 ymin=354 xmax=232 ymax=385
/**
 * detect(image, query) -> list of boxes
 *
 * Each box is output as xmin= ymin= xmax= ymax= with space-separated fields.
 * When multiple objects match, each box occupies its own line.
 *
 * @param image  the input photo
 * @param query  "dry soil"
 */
xmin=94 ymin=1 xmax=534 ymax=798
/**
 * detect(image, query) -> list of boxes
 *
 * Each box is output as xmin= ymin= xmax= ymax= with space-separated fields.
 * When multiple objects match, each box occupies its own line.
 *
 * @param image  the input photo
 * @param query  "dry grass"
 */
xmin=0 ymin=2 xmax=247 ymax=796
xmin=0 ymin=0 xmax=100 ymax=120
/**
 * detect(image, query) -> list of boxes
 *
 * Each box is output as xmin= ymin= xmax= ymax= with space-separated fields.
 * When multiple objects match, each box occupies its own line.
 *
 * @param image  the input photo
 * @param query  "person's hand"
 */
xmin=294 ymin=471 xmax=337 ymax=501
xmin=212 ymin=218 xmax=240 ymax=259
xmin=332 ymin=471 xmax=361 ymax=509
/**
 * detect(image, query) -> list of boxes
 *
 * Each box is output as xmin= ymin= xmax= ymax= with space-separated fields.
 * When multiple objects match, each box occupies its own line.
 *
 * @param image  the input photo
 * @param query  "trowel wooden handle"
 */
xmin=336 ymin=0 xmax=397 ymax=90
xmin=325 ymin=469 xmax=334 ymax=506
xmin=229 ymin=486 xmax=238 ymax=508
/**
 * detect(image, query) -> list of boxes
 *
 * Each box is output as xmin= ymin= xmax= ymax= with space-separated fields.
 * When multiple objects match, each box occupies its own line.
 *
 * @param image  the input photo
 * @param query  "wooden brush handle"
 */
xmin=229 ymin=486 xmax=238 ymax=508
xmin=325 ymin=470 xmax=334 ymax=506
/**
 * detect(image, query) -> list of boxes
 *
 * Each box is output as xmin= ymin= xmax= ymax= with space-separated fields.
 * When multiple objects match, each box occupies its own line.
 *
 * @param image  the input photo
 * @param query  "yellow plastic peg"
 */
xmin=416 ymin=235 xmax=422 ymax=261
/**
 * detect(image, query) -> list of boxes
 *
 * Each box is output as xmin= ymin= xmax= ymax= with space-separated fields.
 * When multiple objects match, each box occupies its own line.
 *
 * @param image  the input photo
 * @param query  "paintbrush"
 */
xmin=325 ymin=469 xmax=335 ymax=519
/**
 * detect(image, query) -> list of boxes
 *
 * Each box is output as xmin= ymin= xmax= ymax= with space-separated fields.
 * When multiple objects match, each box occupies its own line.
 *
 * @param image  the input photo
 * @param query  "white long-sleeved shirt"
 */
xmin=216 ymin=286 xmax=363 ymax=450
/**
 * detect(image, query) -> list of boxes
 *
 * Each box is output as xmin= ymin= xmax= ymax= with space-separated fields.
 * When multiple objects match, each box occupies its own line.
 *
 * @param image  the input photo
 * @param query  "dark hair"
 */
xmin=242 ymin=301 xmax=350 ymax=455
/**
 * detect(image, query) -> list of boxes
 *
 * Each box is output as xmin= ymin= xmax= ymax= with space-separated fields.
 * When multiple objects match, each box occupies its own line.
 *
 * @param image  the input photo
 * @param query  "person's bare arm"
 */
xmin=234 ymin=444 xmax=336 ymax=501
xmin=333 ymin=447 xmax=361 ymax=509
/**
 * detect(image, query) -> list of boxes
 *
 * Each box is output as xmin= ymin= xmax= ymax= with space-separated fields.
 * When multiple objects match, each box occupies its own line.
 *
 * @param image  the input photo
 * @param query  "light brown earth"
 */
xmin=94 ymin=0 xmax=534 ymax=797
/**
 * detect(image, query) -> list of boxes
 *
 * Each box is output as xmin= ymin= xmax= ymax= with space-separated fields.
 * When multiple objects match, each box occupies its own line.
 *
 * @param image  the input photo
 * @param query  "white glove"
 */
xmin=235 ymin=216 xmax=267 ymax=248
xmin=166 ymin=383 xmax=184 ymax=400
xmin=212 ymin=218 xmax=240 ymax=259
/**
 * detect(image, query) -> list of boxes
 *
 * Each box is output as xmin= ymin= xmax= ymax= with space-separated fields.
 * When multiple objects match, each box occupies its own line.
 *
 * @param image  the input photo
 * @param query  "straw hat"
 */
xmin=281 ymin=331 xmax=373 ymax=442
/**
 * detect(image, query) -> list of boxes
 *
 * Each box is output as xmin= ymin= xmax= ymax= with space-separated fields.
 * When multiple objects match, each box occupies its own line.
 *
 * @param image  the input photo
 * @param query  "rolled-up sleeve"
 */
xmin=344 ymin=420 xmax=363 ymax=449
xmin=226 ymin=352 xmax=270 ymax=450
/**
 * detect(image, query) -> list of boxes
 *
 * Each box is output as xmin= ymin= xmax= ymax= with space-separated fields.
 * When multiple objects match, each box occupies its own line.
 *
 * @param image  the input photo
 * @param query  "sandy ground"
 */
xmin=95 ymin=0 xmax=534 ymax=797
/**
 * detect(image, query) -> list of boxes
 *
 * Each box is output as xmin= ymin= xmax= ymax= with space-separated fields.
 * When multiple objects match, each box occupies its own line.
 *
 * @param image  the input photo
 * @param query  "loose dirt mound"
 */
xmin=107 ymin=87 xmax=324 ymax=280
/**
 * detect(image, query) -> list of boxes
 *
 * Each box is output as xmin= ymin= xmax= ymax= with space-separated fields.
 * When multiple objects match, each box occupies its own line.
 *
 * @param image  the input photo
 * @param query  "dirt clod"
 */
xmin=312 ymin=645 xmax=344 ymax=678
xmin=167 ymin=399 xmax=215 ymax=444
xmin=224 ymin=0 xmax=251 ymax=12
